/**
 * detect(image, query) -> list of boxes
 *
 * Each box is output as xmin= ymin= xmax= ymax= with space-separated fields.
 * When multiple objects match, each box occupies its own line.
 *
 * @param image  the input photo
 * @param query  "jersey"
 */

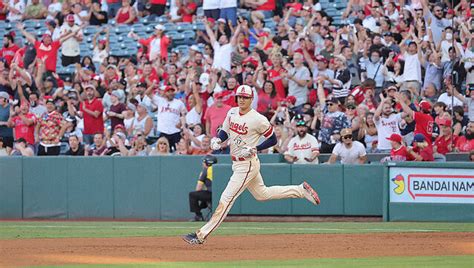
xmin=198 ymin=166 xmax=213 ymax=192
xmin=221 ymin=107 xmax=273 ymax=158
xmin=375 ymin=113 xmax=402 ymax=150
xmin=285 ymin=134 xmax=320 ymax=164
xmin=413 ymin=111 xmax=434 ymax=143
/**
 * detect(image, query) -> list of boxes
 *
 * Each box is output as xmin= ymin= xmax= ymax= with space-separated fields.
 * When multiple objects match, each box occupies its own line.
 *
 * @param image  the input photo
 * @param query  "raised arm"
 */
xmin=203 ymin=17 xmax=217 ymax=45
xmin=230 ymin=23 xmax=242 ymax=47
xmin=394 ymin=92 xmax=414 ymax=118
xmin=17 ymin=23 xmax=36 ymax=44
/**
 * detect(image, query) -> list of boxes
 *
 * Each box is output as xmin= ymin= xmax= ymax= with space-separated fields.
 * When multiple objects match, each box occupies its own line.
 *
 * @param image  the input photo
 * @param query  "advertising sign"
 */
xmin=389 ymin=167 xmax=474 ymax=204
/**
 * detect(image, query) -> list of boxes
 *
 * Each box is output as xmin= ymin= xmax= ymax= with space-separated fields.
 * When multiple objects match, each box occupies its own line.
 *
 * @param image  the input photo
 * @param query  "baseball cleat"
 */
xmin=302 ymin=181 xmax=321 ymax=205
xmin=182 ymin=232 xmax=204 ymax=245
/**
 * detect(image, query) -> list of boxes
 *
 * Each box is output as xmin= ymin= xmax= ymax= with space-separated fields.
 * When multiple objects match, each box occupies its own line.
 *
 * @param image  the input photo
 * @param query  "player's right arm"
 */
xmin=211 ymin=109 xmax=232 ymax=150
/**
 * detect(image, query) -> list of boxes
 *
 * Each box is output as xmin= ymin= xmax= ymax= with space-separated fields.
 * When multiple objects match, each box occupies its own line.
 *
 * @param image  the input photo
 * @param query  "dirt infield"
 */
xmin=1 ymin=232 xmax=473 ymax=266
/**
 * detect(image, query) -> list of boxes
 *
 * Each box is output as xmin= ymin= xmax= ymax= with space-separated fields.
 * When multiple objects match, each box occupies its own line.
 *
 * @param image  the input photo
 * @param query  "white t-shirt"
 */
xmin=203 ymin=0 xmax=220 ymax=10
xmin=221 ymin=107 xmax=274 ymax=158
xmin=212 ymin=41 xmax=233 ymax=72
xmin=149 ymin=37 xmax=161 ymax=61
xmin=285 ymin=134 xmax=320 ymax=164
xmin=220 ymin=0 xmax=237 ymax=9
xmin=332 ymin=141 xmax=366 ymax=164
xmin=60 ymin=24 xmax=82 ymax=57
xmin=135 ymin=94 xmax=154 ymax=113
xmin=93 ymin=47 xmax=109 ymax=64
xmin=47 ymin=2 xmax=62 ymax=20
xmin=288 ymin=66 xmax=311 ymax=106
xmin=375 ymin=113 xmax=402 ymax=150
xmin=402 ymin=52 xmax=422 ymax=82
xmin=440 ymin=41 xmax=464 ymax=63
xmin=153 ymin=95 xmax=186 ymax=134
xmin=186 ymin=106 xmax=201 ymax=126
xmin=7 ymin=1 xmax=25 ymax=21
xmin=46 ymin=28 xmax=61 ymax=41
xmin=437 ymin=93 xmax=463 ymax=110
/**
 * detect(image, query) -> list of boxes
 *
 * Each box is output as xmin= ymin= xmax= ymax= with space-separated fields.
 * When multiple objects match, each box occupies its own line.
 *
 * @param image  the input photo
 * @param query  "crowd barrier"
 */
xmin=0 ymin=155 xmax=472 ymax=221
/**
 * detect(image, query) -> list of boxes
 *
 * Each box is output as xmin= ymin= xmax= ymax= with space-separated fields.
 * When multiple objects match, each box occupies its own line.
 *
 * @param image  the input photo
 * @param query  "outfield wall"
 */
xmin=0 ymin=156 xmax=472 ymax=221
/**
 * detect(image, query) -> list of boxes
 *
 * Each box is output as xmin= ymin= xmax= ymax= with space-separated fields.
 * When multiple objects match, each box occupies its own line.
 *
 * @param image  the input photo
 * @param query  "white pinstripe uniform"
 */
xmin=196 ymin=87 xmax=313 ymax=242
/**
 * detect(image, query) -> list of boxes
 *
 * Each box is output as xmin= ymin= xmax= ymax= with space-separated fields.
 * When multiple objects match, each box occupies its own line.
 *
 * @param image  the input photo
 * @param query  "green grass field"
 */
xmin=1 ymin=221 xmax=473 ymax=267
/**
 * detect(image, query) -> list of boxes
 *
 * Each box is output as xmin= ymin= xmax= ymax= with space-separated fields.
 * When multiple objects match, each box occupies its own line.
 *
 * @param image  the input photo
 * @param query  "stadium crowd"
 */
xmin=0 ymin=0 xmax=473 ymax=163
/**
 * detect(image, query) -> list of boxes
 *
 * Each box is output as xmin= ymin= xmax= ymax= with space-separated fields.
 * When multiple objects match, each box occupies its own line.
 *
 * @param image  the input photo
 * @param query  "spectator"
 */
xmin=133 ymin=24 xmax=170 ymax=62
xmin=65 ymin=135 xmax=85 ymax=156
xmin=422 ymin=2 xmax=451 ymax=45
xmin=455 ymin=122 xmax=474 ymax=153
xmin=202 ymin=0 xmax=220 ymax=20
xmin=47 ymin=0 xmax=62 ymax=21
xmin=153 ymin=86 xmax=186 ymax=151
xmin=0 ymin=137 xmax=7 ymax=156
xmin=0 ymin=91 xmax=13 ymax=153
xmin=188 ymin=154 xmax=217 ymax=221
xmin=284 ymin=53 xmax=311 ymax=107
xmin=177 ymin=0 xmax=198 ymax=23
xmin=8 ymin=101 xmax=37 ymax=146
xmin=106 ymin=91 xmax=127 ymax=131
xmin=6 ymin=0 xmax=25 ymax=22
xmin=400 ymin=39 xmax=422 ymax=93
xmin=85 ymin=133 xmax=107 ymax=156
xmin=437 ymin=81 xmax=463 ymax=109
xmin=395 ymin=93 xmax=434 ymax=144
xmin=107 ymin=0 xmax=122 ymax=18
xmin=0 ymin=32 xmax=19 ymax=66
xmin=219 ymin=0 xmax=237 ymax=25
xmin=408 ymin=133 xmax=434 ymax=161
xmin=284 ymin=119 xmax=320 ymax=164
xmin=130 ymin=102 xmax=153 ymax=137
xmin=361 ymin=49 xmax=386 ymax=95
xmin=79 ymin=85 xmax=104 ymax=145
xmin=328 ymin=55 xmax=352 ymax=103
xmin=17 ymin=23 xmax=78 ymax=73
xmin=23 ymin=0 xmax=47 ymax=20
xmin=433 ymin=118 xmax=456 ymax=157
xmin=452 ymin=86 xmax=474 ymax=121
xmin=105 ymin=132 xmax=130 ymax=156
xmin=60 ymin=15 xmax=84 ymax=67
xmin=115 ymin=0 xmax=137 ymax=24
xmin=204 ymin=92 xmax=231 ymax=137
xmin=128 ymin=133 xmax=149 ymax=156
xmin=317 ymin=80 xmax=351 ymax=153
xmin=150 ymin=136 xmax=170 ymax=155
xmin=37 ymin=98 xmax=64 ymax=156
xmin=45 ymin=20 xmax=61 ymax=41
xmin=60 ymin=115 xmax=83 ymax=143
xmin=88 ymin=1 xmax=108 ymax=26
xmin=188 ymin=135 xmax=213 ymax=155
xmin=10 ymin=137 xmax=34 ymax=156
xmin=386 ymin=133 xmax=410 ymax=162
xmin=374 ymin=94 xmax=402 ymax=153
xmin=328 ymin=128 xmax=367 ymax=164
xmin=203 ymin=18 xmax=241 ymax=73
xmin=358 ymin=112 xmax=377 ymax=153
xmin=149 ymin=0 xmax=168 ymax=17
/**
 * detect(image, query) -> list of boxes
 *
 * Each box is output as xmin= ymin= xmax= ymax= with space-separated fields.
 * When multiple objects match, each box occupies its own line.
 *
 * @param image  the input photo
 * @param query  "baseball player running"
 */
xmin=183 ymin=85 xmax=321 ymax=245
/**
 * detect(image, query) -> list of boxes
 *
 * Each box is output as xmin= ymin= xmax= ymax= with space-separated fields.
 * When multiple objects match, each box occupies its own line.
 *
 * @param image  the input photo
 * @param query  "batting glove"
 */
xmin=239 ymin=146 xmax=256 ymax=158
xmin=210 ymin=137 xmax=222 ymax=150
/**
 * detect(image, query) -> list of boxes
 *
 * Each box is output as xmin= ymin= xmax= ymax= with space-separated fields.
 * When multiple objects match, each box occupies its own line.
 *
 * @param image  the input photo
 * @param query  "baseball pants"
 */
xmin=189 ymin=190 xmax=212 ymax=216
xmin=196 ymin=157 xmax=306 ymax=241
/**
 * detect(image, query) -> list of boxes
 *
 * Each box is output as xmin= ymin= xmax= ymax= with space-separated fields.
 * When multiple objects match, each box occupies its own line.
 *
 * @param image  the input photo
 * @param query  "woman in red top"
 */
xmin=257 ymin=80 xmax=279 ymax=119
xmin=8 ymin=102 xmax=37 ymax=145
xmin=115 ymin=0 xmax=137 ymax=24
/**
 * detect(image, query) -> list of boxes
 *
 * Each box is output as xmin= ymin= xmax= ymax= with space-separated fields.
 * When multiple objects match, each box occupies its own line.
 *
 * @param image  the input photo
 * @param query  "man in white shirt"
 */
xmin=6 ymin=0 xmax=25 ymax=22
xmin=285 ymin=120 xmax=320 ymax=164
xmin=328 ymin=128 xmax=367 ymax=164
xmin=153 ymin=86 xmax=187 ymax=151
xmin=401 ymin=40 xmax=422 ymax=92
xmin=437 ymin=84 xmax=463 ymax=109
xmin=374 ymin=95 xmax=402 ymax=153
xmin=59 ymin=14 xmax=83 ymax=66
xmin=203 ymin=17 xmax=241 ymax=73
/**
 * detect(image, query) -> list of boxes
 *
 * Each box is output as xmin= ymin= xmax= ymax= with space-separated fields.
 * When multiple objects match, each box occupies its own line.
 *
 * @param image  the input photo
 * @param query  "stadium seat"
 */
xmin=163 ymin=22 xmax=177 ymax=32
xmin=115 ymin=25 xmax=131 ymax=34
xmin=176 ymin=22 xmax=193 ymax=31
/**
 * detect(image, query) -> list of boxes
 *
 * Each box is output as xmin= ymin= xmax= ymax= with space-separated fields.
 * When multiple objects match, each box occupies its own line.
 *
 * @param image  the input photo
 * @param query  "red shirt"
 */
xmin=0 ymin=2 xmax=6 ymax=20
xmin=413 ymin=111 xmax=434 ymax=143
xmin=179 ymin=2 xmax=197 ymax=23
xmin=412 ymin=144 xmax=434 ymax=161
xmin=204 ymin=104 xmax=231 ymax=137
xmin=267 ymin=69 xmax=286 ymax=99
xmin=80 ymin=98 xmax=104 ymax=135
xmin=12 ymin=113 xmax=37 ymax=145
xmin=390 ymin=145 xmax=410 ymax=161
xmin=257 ymin=91 xmax=278 ymax=115
xmin=257 ymin=0 xmax=275 ymax=11
xmin=221 ymin=90 xmax=237 ymax=107
xmin=434 ymin=134 xmax=458 ymax=155
xmin=150 ymin=0 xmax=166 ymax=4
xmin=0 ymin=44 xmax=19 ymax=65
xmin=34 ymin=40 xmax=61 ymax=72
xmin=455 ymin=136 xmax=474 ymax=152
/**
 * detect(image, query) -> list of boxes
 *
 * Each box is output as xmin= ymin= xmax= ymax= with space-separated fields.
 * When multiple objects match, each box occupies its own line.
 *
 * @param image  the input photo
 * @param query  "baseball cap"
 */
xmin=340 ymin=128 xmax=352 ymax=136
xmin=190 ymin=45 xmax=199 ymax=52
xmin=136 ymin=82 xmax=147 ymax=88
xmin=217 ymin=18 xmax=226 ymax=24
xmin=114 ymin=124 xmax=125 ymax=131
xmin=419 ymin=100 xmax=432 ymax=111
xmin=65 ymin=115 xmax=76 ymax=122
xmin=84 ymin=84 xmax=96 ymax=91
xmin=164 ymin=86 xmax=175 ymax=92
xmin=258 ymin=32 xmax=269 ymax=38
xmin=66 ymin=14 xmax=75 ymax=22
xmin=44 ymin=96 xmax=54 ymax=104
xmin=326 ymin=97 xmax=339 ymax=104
xmin=386 ymin=133 xmax=402 ymax=143
xmin=413 ymin=133 xmax=426 ymax=143
xmin=214 ymin=92 xmax=224 ymax=99
xmin=315 ymin=55 xmax=329 ymax=64
xmin=286 ymin=95 xmax=297 ymax=105
xmin=46 ymin=20 xmax=57 ymax=28
xmin=127 ymin=102 xmax=136 ymax=112
xmin=0 ymin=91 xmax=9 ymax=99
xmin=296 ymin=120 xmax=306 ymax=127
xmin=155 ymin=24 xmax=165 ymax=31
xmin=111 ymin=90 xmax=121 ymax=98
xmin=438 ymin=118 xmax=452 ymax=126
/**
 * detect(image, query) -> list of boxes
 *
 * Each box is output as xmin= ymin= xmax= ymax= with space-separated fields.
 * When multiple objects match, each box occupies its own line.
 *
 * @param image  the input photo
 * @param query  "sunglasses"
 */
xmin=347 ymin=107 xmax=356 ymax=110
xmin=342 ymin=135 xmax=353 ymax=139
xmin=327 ymin=103 xmax=336 ymax=106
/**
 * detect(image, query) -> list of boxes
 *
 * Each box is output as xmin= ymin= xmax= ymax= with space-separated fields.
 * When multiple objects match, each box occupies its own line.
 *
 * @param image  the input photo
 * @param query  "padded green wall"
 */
xmin=0 ymin=157 xmax=22 ymax=218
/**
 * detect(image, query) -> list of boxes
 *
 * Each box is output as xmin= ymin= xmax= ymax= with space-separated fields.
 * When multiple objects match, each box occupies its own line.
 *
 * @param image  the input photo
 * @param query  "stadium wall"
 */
xmin=0 ymin=156 xmax=472 ymax=221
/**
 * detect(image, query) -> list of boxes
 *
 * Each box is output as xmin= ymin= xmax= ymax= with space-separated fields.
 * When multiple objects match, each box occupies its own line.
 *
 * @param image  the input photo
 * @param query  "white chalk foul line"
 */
xmin=0 ymin=225 xmax=439 ymax=232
